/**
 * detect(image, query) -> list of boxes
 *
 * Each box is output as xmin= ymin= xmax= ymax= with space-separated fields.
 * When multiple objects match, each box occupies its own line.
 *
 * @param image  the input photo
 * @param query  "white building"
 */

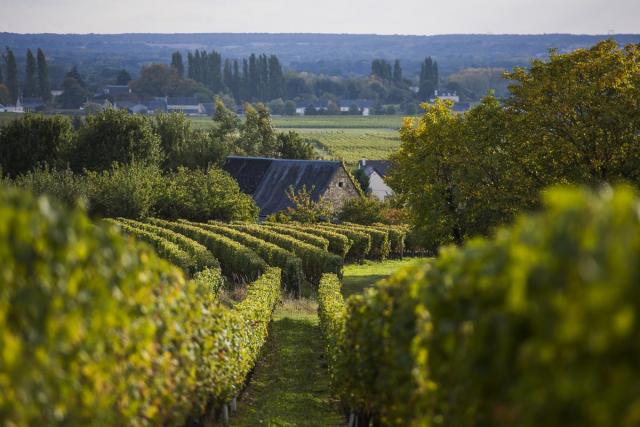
xmin=4 ymin=99 xmax=24 ymax=113
xmin=430 ymin=90 xmax=460 ymax=104
xmin=358 ymin=159 xmax=394 ymax=200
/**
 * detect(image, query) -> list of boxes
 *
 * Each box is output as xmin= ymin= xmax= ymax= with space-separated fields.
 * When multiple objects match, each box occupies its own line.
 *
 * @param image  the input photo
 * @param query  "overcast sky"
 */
xmin=2 ymin=0 xmax=639 ymax=34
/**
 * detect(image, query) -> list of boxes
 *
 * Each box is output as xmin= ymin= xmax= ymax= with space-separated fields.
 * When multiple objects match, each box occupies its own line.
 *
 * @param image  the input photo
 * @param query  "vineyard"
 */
xmin=3 ymin=184 xmax=640 ymax=426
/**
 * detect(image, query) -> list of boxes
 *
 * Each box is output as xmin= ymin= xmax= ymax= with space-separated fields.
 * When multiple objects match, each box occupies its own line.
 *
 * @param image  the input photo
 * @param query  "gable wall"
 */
xmin=321 ymin=167 xmax=360 ymax=211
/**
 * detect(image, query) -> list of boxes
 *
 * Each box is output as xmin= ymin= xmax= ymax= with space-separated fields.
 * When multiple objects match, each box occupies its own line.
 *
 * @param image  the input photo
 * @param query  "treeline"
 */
xmin=389 ymin=40 xmax=640 ymax=250
xmin=0 ymin=47 xmax=51 ymax=104
xmin=0 ymin=101 xmax=315 ymax=219
xmin=132 ymin=50 xmax=440 ymax=111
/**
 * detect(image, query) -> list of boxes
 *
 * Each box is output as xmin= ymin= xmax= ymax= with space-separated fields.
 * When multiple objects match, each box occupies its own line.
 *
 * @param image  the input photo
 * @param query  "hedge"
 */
xmin=284 ymin=223 xmax=353 ymax=258
xmin=325 ymin=186 xmax=640 ymax=426
xmin=262 ymin=223 xmax=330 ymax=251
xmin=222 ymin=222 xmax=343 ymax=284
xmin=0 ymin=187 xmax=226 ymax=425
xmin=115 ymin=217 xmax=220 ymax=272
xmin=181 ymin=220 xmax=304 ymax=294
xmin=316 ymin=223 xmax=371 ymax=262
xmin=148 ymin=218 xmax=266 ymax=283
xmin=334 ymin=223 xmax=391 ymax=261
xmin=104 ymin=218 xmax=197 ymax=274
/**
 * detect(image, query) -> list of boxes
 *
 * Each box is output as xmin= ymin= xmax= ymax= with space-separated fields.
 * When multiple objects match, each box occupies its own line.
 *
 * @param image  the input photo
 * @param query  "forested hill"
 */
xmin=2 ymin=32 xmax=639 ymax=76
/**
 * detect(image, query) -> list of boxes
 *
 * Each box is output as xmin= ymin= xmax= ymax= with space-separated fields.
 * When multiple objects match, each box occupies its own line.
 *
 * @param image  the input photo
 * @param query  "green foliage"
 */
xmin=185 ymin=221 xmax=303 ymax=294
xmin=338 ymin=196 xmax=385 ymax=225
xmin=327 ymin=186 xmax=640 ymax=426
xmin=153 ymin=112 xmax=230 ymax=170
xmin=276 ymin=131 xmax=316 ymax=159
xmin=225 ymin=222 xmax=343 ymax=285
xmin=114 ymin=217 xmax=220 ymax=273
xmin=11 ymin=166 xmax=87 ymax=208
xmin=331 ymin=223 xmax=390 ymax=261
xmin=317 ymin=223 xmax=371 ymax=262
xmin=283 ymin=222 xmax=353 ymax=258
xmin=366 ymin=223 xmax=406 ymax=259
xmin=317 ymin=274 xmax=348 ymax=406
xmin=192 ymin=266 xmax=224 ymax=298
xmin=280 ymin=185 xmax=334 ymax=223
xmin=105 ymin=218 xmax=198 ymax=275
xmin=261 ymin=222 xmax=330 ymax=251
xmin=149 ymin=218 xmax=266 ymax=282
xmin=73 ymin=108 xmax=163 ymax=171
xmin=0 ymin=114 xmax=74 ymax=177
xmin=85 ymin=162 xmax=163 ymax=219
xmin=0 ymin=186 xmax=217 ymax=425
xmin=156 ymin=166 xmax=258 ymax=222
xmin=391 ymin=41 xmax=640 ymax=249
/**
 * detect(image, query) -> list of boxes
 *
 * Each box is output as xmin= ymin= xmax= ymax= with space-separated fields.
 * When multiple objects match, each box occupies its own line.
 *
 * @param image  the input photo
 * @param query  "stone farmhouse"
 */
xmin=223 ymin=156 xmax=360 ymax=218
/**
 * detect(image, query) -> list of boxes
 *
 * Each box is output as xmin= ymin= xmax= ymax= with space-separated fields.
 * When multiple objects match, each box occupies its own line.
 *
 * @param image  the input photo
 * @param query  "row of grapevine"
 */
xmin=318 ymin=186 xmax=640 ymax=426
xmin=149 ymin=218 xmax=267 ymax=283
xmin=223 ymin=222 xmax=343 ymax=284
xmin=182 ymin=220 xmax=304 ymax=293
xmin=0 ymin=186 xmax=282 ymax=426
xmin=115 ymin=217 xmax=220 ymax=272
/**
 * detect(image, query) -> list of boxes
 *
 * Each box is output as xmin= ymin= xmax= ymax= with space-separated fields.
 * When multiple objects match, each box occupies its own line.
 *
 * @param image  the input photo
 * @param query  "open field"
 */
xmin=341 ymin=258 xmax=431 ymax=298
xmin=300 ymin=128 xmax=401 ymax=163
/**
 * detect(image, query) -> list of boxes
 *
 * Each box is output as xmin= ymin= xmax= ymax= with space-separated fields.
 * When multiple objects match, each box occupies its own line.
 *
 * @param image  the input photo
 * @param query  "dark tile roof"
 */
xmin=359 ymin=159 xmax=392 ymax=177
xmin=223 ymin=156 xmax=343 ymax=217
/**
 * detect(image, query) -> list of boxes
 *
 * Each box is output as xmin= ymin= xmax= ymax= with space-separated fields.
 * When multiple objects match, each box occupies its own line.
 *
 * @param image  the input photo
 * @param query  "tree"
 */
xmin=36 ymin=48 xmax=51 ymax=101
xmin=283 ymin=100 xmax=296 ymax=115
xmin=116 ymin=69 xmax=131 ymax=85
xmin=393 ymin=60 xmax=403 ymax=84
xmin=73 ymin=109 xmax=163 ymax=171
xmin=418 ymin=57 xmax=438 ymax=100
xmin=0 ymin=114 xmax=75 ymax=177
xmin=24 ymin=49 xmax=37 ymax=98
xmin=279 ymin=185 xmax=333 ymax=223
xmin=276 ymin=131 xmax=315 ymax=159
xmin=4 ymin=47 xmax=19 ymax=104
xmin=0 ymin=85 xmax=10 ymax=105
xmin=57 ymin=72 xmax=89 ymax=109
xmin=505 ymin=40 xmax=640 ymax=186
xmin=171 ymin=51 xmax=184 ymax=78
xmin=240 ymin=103 xmax=276 ymax=156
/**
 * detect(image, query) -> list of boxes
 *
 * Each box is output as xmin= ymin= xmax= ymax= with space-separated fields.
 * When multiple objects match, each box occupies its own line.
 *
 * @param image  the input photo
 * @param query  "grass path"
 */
xmin=341 ymin=258 xmax=430 ymax=298
xmin=231 ymin=258 xmax=429 ymax=426
xmin=230 ymin=299 xmax=344 ymax=427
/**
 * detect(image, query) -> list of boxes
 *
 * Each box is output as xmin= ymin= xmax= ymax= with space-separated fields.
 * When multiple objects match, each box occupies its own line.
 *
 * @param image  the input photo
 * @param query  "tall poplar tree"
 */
xmin=393 ymin=59 xmax=403 ymax=84
xmin=4 ymin=47 xmax=19 ymax=104
xmin=24 ymin=49 xmax=37 ymax=98
xmin=37 ymin=48 xmax=51 ymax=101
xmin=171 ymin=51 xmax=184 ymax=78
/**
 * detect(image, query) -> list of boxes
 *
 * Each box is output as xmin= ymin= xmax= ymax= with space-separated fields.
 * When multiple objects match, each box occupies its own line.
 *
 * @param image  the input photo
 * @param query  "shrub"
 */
xmin=0 ymin=114 xmax=74 ymax=177
xmin=85 ymin=162 xmax=163 ymax=219
xmin=12 ymin=166 xmax=87 ymax=208
xmin=149 ymin=218 xmax=266 ymax=282
xmin=331 ymin=186 xmax=640 ymax=426
xmin=156 ymin=167 xmax=258 ymax=222
xmin=223 ymin=222 xmax=343 ymax=284
xmin=73 ymin=108 xmax=163 ymax=171
xmin=183 ymin=221 xmax=304 ymax=294
xmin=369 ymin=223 xmax=406 ymax=258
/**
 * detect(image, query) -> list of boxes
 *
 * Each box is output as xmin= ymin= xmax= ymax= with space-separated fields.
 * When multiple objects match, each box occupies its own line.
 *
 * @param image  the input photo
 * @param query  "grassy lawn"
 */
xmin=342 ymin=258 xmax=431 ymax=298
xmin=231 ymin=299 xmax=344 ymax=427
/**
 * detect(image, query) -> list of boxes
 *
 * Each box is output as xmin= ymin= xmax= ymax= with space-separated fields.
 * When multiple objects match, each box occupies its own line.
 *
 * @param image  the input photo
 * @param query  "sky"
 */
xmin=1 ymin=0 xmax=639 ymax=35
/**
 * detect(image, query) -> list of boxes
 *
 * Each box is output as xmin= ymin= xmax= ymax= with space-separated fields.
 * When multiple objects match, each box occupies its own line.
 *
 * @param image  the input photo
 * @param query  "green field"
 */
xmin=0 ymin=112 xmax=408 ymax=162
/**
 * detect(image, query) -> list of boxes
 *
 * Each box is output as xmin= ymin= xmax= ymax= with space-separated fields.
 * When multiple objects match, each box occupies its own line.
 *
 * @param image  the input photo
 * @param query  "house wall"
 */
xmin=368 ymin=171 xmax=394 ymax=200
xmin=321 ymin=167 xmax=360 ymax=211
